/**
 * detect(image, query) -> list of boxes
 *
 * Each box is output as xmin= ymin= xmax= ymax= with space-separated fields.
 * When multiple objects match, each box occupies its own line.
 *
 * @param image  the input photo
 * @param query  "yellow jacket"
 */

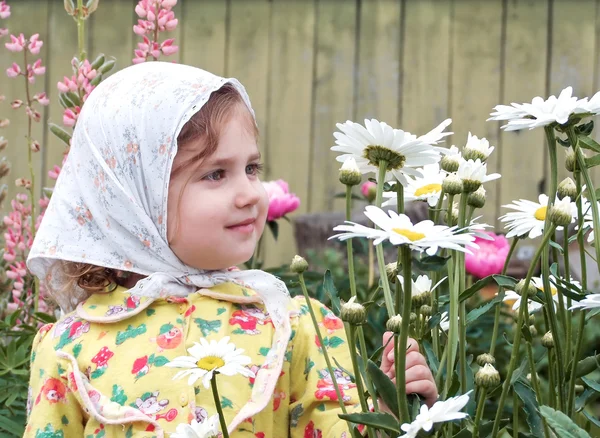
xmin=24 ymin=283 xmax=359 ymax=437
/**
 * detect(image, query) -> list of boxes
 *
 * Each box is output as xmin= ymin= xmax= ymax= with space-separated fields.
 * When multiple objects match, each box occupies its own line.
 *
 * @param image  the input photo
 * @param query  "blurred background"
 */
xmin=1 ymin=0 xmax=599 ymax=268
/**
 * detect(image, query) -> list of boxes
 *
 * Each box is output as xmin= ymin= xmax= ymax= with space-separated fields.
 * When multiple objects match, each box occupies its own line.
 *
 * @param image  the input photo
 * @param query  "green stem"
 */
xmin=548 ymin=347 xmax=557 ymax=409
xmin=374 ymin=162 xmax=395 ymax=317
xmin=76 ymin=0 xmax=86 ymax=60
xmin=562 ymin=229 xmax=572 ymax=366
xmin=346 ymin=185 xmax=357 ymax=298
xmin=551 ymin=230 xmax=569 ymax=353
xmin=299 ymin=274 xmax=348 ymax=414
xmin=489 ymin=238 xmax=520 ymax=355
xmin=395 ymin=245 xmax=413 ymax=424
xmin=457 ymin=194 xmax=469 ymax=393
xmin=211 ymin=376 xmax=230 ymax=438
xmin=513 ymin=391 xmax=519 ymax=438
xmin=473 ymin=388 xmax=488 ymax=438
xmin=445 ymin=253 xmax=458 ymax=397
xmin=434 ymin=341 xmax=449 ymax=387
xmin=357 ymin=326 xmax=379 ymax=412
xmin=346 ymin=324 xmax=374 ymax=438
xmin=526 ymin=341 xmax=551 ymax=438
xmin=491 ymin=225 xmax=557 ymax=437
xmin=446 ymin=194 xmax=455 ymax=226
xmin=368 ymin=237 xmax=375 ymax=288
xmin=432 ymin=188 xmax=445 ymax=224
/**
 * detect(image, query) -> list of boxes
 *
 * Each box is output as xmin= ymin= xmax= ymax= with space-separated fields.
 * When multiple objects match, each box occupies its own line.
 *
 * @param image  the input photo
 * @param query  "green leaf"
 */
xmin=322 ymin=270 xmax=341 ymax=316
xmin=66 ymin=91 xmax=82 ymax=106
xmin=152 ymin=356 xmax=169 ymax=367
xmin=99 ymin=58 xmax=116 ymax=74
xmin=90 ymin=73 xmax=103 ymax=86
xmin=575 ymin=388 xmax=595 ymax=412
xmin=583 ymin=410 xmax=600 ymax=429
xmin=90 ymin=53 xmax=105 ymax=70
xmin=33 ymin=312 xmax=56 ymax=324
xmin=459 ymin=274 xmax=517 ymax=302
xmin=338 ymin=412 xmax=400 ymax=434
xmin=581 ymin=376 xmax=600 ymax=393
xmin=412 ymin=254 xmax=450 ymax=272
xmin=585 ymin=154 xmax=600 ymax=168
xmin=576 ymin=353 xmax=600 ymax=378
xmin=0 ymin=413 xmax=24 ymax=435
xmin=539 ymin=405 xmax=591 ymax=438
xmin=367 ymin=359 xmax=398 ymax=417
xmin=511 ymin=358 xmax=529 ymax=384
xmin=466 ymin=298 xmax=500 ymax=326
xmin=578 ymin=135 xmax=600 ymax=153
xmin=514 ymin=380 xmax=544 ymax=438
xmin=422 ymin=340 xmax=439 ymax=377
xmin=548 ymin=240 xmax=564 ymax=254
xmin=267 ymin=220 xmax=279 ymax=240
xmin=49 ymin=123 xmax=72 ymax=146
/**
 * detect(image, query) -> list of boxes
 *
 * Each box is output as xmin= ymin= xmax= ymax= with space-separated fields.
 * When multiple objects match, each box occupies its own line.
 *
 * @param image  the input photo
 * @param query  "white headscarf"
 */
xmin=27 ymin=62 xmax=293 ymax=432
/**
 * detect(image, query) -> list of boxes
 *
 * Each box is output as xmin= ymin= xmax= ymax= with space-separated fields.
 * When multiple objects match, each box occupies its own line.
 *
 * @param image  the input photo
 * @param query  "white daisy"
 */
xmin=170 ymin=415 xmax=220 ymax=438
xmin=500 ymin=194 xmax=577 ymax=239
xmin=439 ymin=311 xmax=450 ymax=331
xmin=382 ymin=164 xmax=445 ymax=207
xmin=165 ymin=336 xmax=255 ymax=388
xmin=397 ymin=274 xmax=447 ymax=304
xmin=399 ymin=391 xmax=472 ymax=437
xmin=501 ymin=290 xmax=539 ymax=313
xmin=582 ymin=200 xmax=598 ymax=243
xmin=570 ymin=294 xmax=600 ymax=310
xmin=330 ymin=205 xmax=479 ymax=255
xmin=574 ymin=91 xmax=600 ymax=115
xmin=488 ymin=86 xmax=580 ymax=131
xmin=331 ymin=119 xmax=441 ymax=186
xmin=456 ymin=159 xmax=501 ymax=187
xmin=413 ymin=118 xmax=453 ymax=146
xmin=439 ymin=145 xmax=463 ymax=172
xmin=463 ymin=132 xmax=495 ymax=162
xmin=502 ymin=275 xmax=580 ymax=313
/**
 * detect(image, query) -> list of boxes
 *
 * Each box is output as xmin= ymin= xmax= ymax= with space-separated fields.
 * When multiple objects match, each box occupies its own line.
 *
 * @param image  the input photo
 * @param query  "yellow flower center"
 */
xmin=415 ymin=183 xmax=442 ymax=197
xmin=196 ymin=356 xmax=225 ymax=371
xmin=392 ymin=228 xmax=426 ymax=241
xmin=534 ymin=206 xmax=547 ymax=221
xmin=504 ymin=298 xmax=517 ymax=308
xmin=550 ymin=287 xmax=557 ymax=296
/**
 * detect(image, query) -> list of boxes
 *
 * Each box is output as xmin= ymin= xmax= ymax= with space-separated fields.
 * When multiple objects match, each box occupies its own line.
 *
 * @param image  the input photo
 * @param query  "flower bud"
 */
xmin=0 ymin=187 xmax=6 ymax=205
xmin=442 ymin=174 xmax=463 ymax=195
xmin=361 ymin=181 xmax=377 ymax=203
xmin=515 ymin=279 xmax=537 ymax=298
xmin=541 ymin=331 xmax=554 ymax=349
xmin=15 ymin=178 xmax=32 ymax=189
xmin=441 ymin=152 xmax=461 ymax=173
xmin=410 ymin=313 xmax=417 ymax=323
xmin=467 ymin=186 xmax=486 ymax=209
xmin=557 ymin=177 xmax=577 ymax=200
xmin=565 ymin=149 xmax=577 ymax=172
xmin=290 ymin=255 xmax=308 ymax=274
xmin=529 ymin=324 xmax=538 ymax=337
xmin=339 ymin=157 xmax=362 ymax=186
xmin=340 ymin=296 xmax=366 ymax=325
xmin=31 ymin=140 xmax=40 ymax=152
xmin=10 ymin=99 xmax=22 ymax=109
xmin=476 ymin=353 xmax=496 ymax=366
xmin=386 ymin=315 xmax=402 ymax=333
xmin=550 ymin=197 xmax=574 ymax=227
xmin=385 ymin=262 xmax=398 ymax=284
xmin=529 ymin=314 xmax=536 ymax=325
xmin=475 ymin=363 xmax=501 ymax=388
xmin=420 ymin=305 xmax=432 ymax=316
xmin=412 ymin=290 xmax=432 ymax=308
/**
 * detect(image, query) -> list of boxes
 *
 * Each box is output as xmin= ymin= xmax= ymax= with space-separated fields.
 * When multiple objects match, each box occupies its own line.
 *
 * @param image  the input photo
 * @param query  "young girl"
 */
xmin=24 ymin=62 xmax=436 ymax=437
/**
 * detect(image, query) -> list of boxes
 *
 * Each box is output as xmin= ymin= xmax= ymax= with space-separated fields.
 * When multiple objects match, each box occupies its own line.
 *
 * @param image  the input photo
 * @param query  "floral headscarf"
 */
xmin=27 ymin=62 xmax=292 ymax=433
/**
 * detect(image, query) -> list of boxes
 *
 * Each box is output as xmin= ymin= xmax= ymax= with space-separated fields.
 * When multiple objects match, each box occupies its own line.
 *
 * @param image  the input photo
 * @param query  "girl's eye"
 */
xmin=246 ymin=163 xmax=264 ymax=175
xmin=204 ymin=170 xmax=225 ymax=181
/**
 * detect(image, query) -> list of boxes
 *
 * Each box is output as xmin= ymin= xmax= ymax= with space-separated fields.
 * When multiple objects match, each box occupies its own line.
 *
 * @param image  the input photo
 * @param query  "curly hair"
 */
xmin=47 ymin=83 xmax=256 ymax=313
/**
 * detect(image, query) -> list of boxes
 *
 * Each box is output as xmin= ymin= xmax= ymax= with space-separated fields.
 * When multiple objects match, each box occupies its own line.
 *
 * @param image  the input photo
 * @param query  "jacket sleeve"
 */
xmin=289 ymin=297 xmax=362 ymax=438
xmin=23 ymin=323 xmax=85 ymax=438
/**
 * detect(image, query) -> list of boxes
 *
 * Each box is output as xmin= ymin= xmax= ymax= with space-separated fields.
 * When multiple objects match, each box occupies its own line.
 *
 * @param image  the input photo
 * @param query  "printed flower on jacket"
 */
xmin=91 ymin=346 xmax=114 ymax=368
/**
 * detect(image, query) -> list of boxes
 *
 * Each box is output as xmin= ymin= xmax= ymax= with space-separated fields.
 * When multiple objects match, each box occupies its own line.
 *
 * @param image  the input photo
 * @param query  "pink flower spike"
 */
xmin=0 ymin=1 xmax=10 ymax=19
xmin=133 ymin=22 xmax=148 ymax=36
xmin=132 ymin=56 xmax=146 ymax=64
xmin=34 ymin=92 xmax=50 ymax=106
xmin=160 ymin=39 xmax=178 ymax=56
xmin=465 ymin=232 xmax=510 ymax=279
xmin=6 ymin=62 xmax=20 ymax=78
xmin=134 ymin=2 xmax=147 ymax=18
xmin=161 ymin=0 xmax=177 ymax=9
xmin=48 ymin=165 xmax=61 ymax=180
xmin=32 ymin=59 xmax=45 ymax=75
xmin=27 ymin=33 xmax=43 ymax=55
xmin=5 ymin=33 xmax=25 ymax=52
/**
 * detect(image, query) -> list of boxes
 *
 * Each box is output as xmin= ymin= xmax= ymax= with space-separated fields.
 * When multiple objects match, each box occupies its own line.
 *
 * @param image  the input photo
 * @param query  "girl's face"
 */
xmin=166 ymin=108 xmax=268 ymax=270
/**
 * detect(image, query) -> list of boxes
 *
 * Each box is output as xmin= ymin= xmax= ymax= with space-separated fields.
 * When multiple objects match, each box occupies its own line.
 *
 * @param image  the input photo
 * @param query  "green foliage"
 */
xmin=539 ymin=406 xmax=591 ymax=438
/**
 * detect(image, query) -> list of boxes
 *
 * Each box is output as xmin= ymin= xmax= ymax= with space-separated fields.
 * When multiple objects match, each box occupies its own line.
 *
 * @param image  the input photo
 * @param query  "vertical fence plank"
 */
xmin=354 ymin=0 xmax=401 ymax=124
xmin=498 ymin=0 xmax=548 ymax=219
xmin=550 ymin=0 xmax=596 ymax=186
xmin=400 ymin=0 xmax=451 ymax=138
xmin=308 ymin=0 xmax=357 ymax=214
xmin=0 ymin=0 xmax=49 ymax=207
xmin=592 ymin=0 xmax=600 ymax=184
xmin=262 ymin=0 xmax=316 ymax=267
xmin=449 ymin=0 xmax=503 ymax=226
xmin=180 ymin=0 xmax=227 ymax=74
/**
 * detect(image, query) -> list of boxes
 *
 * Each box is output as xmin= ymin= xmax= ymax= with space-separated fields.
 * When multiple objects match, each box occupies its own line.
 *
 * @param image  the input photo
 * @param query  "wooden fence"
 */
xmin=0 ymin=0 xmax=599 ymax=267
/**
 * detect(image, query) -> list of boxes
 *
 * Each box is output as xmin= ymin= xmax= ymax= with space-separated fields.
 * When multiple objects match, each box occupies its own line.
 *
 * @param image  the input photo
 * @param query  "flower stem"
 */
xmin=374 ymin=162 xmax=395 ymax=316
xmin=473 ymin=388 xmax=488 ymax=438
xmin=395 ymin=245 xmax=413 ymax=424
xmin=346 ymin=324 xmax=375 ymax=438
xmin=357 ymin=326 xmax=379 ymax=412
xmin=489 ymin=238 xmax=519 ymax=355
xmin=210 ymin=376 xmax=230 ymax=438
xmin=346 ymin=185 xmax=357 ymax=298
xmin=526 ymin=341 xmax=551 ymax=438
xmin=491 ymin=224 xmax=557 ymax=437
xmin=457 ymin=194 xmax=469 ymax=392
xmin=298 ymin=274 xmax=348 ymax=414
xmin=547 ymin=348 xmax=557 ymax=409
xmin=76 ymin=0 xmax=86 ymax=61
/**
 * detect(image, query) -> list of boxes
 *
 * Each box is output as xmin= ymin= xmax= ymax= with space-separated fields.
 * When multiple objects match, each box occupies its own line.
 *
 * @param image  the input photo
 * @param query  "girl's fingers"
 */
xmin=405 ymin=351 xmax=427 ymax=370
xmin=405 ymin=380 xmax=439 ymax=407
xmin=385 ymin=336 xmax=421 ymax=363
xmin=405 ymin=364 xmax=433 ymax=384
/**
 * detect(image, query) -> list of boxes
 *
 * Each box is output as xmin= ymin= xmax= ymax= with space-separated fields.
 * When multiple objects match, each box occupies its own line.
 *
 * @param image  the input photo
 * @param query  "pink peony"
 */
xmin=465 ymin=231 xmax=510 ymax=279
xmin=262 ymin=180 xmax=300 ymax=221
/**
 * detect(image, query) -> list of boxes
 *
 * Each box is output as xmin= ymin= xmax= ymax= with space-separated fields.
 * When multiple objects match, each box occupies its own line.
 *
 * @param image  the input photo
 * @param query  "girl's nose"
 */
xmin=235 ymin=177 xmax=261 ymax=208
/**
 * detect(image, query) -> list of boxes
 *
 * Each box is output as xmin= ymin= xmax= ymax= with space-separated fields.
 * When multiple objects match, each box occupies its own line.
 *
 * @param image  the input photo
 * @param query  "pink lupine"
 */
xmin=63 ymin=107 xmax=80 ymax=127
xmin=132 ymin=0 xmax=178 ymax=63
xmin=27 ymin=33 xmax=43 ymax=55
xmin=465 ymin=231 xmax=510 ymax=279
xmin=0 ymin=1 xmax=10 ymax=19
xmin=33 ymin=92 xmax=49 ymax=106
xmin=160 ymin=38 xmax=178 ymax=56
xmin=5 ymin=62 xmax=20 ymax=78
xmin=48 ymin=165 xmax=61 ymax=180
xmin=57 ymin=75 xmax=78 ymax=93
xmin=5 ymin=33 xmax=25 ymax=52
xmin=262 ymin=179 xmax=301 ymax=221
xmin=25 ymin=106 xmax=41 ymax=122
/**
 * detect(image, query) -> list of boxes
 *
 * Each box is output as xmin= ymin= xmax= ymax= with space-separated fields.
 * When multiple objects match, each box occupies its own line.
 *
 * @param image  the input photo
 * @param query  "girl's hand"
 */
xmin=380 ymin=331 xmax=438 ymax=407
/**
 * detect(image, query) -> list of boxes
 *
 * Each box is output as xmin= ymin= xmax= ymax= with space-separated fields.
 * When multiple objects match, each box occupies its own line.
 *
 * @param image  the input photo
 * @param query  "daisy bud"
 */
xmin=529 ymin=314 xmax=536 ymax=325
xmin=550 ymin=197 xmax=574 ymax=227
xmin=565 ymin=149 xmax=577 ymax=172
xmin=557 ymin=177 xmax=577 ymax=200
xmin=541 ymin=331 xmax=554 ymax=349
xmin=462 ymin=132 xmax=494 ymax=162
xmin=0 ymin=137 xmax=7 ymax=151
xmin=420 ymin=305 xmax=432 ymax=316
xmin=441 ymin=153 xmax=461 ymax=173
xmin=386 ymin=314 xmax=402 ymax=333
xmin=31 ymin=140 xmax=40 ymax=152
xmin=410 ymin=312 xmax=417 ymax=323
xmin=475 ymin=363 xmax=501 ymax=388
xmin=412 ymin=290 xmax=431 ymax=308
xmin=529 ymin=324 xmax=537 ymax=337
xmin=340 ymin=296 xmax=366 ymax=325
xmin=339 ymin=157 xmax=362 ymax=186
xmin=467 ymin=186 xmax=486 ymax=209
xmin=385 ymin=262 xmax=398 ymax=284
xmin=442 ymin=174 xmax=463 ymax=195
xmin=476 ymin=353 xmax=496 ymax=366
xmin=515 ymin=279 xmax=537 ymax=298
xmin=290 ymin=255 xmax=308 ymax=274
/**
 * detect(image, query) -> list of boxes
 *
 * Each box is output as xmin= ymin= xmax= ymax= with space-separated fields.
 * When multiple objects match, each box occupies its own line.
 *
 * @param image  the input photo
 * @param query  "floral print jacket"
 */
xmin=25 ymin=282 xmax=359 ymax=437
